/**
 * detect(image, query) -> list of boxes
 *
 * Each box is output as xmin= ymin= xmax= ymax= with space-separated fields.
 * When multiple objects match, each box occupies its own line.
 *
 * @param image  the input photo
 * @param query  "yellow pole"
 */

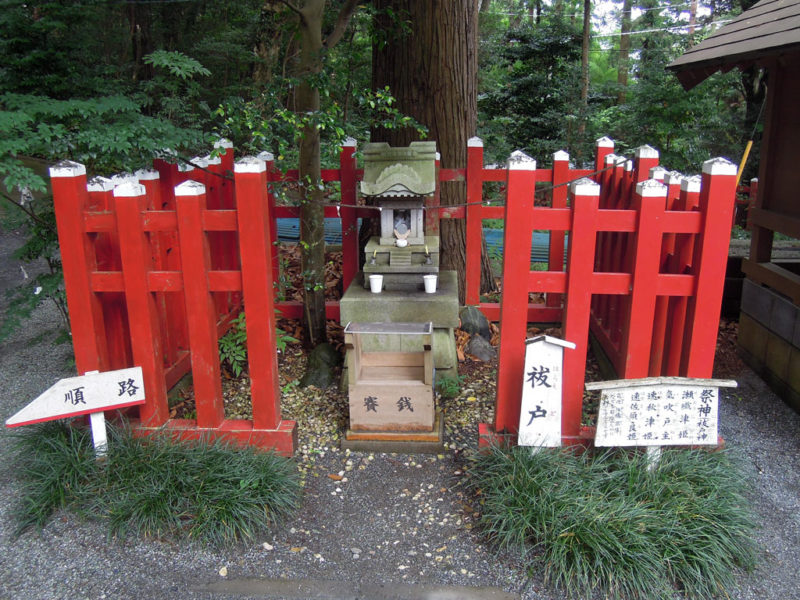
xmin=736 ymin=140 xmax=753 ymax=187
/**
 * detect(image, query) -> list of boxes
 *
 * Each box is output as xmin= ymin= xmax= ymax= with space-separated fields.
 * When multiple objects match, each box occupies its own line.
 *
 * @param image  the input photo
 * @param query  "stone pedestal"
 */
xmin=340 ymin=270 xmax=459 ymax=380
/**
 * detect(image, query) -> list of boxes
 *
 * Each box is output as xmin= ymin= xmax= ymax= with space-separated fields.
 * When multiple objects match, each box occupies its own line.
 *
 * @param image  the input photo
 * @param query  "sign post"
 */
xmin=588 ymin=376 xmax=737 ymax=467
xmin=518 ymin=335 xmax=576 ymax=448
xmin=6 ymin=367 xmax=146 ymax=457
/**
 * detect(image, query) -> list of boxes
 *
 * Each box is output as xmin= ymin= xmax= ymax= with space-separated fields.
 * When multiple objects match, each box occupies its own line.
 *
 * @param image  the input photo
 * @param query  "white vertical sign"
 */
xmin=518 ymin=335 xmax=575 ymax=447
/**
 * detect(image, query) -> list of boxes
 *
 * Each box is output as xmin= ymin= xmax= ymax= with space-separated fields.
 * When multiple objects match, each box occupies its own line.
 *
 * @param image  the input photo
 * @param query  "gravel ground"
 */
xmin=1 ymin=225 xmax=799 ymax=600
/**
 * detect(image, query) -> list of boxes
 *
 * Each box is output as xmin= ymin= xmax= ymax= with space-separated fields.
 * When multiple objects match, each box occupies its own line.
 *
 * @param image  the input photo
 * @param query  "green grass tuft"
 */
xmin=12 ymin=421 xmax=301 ymax=545
xmin=467 ymin=446 xmax=757 ymax=600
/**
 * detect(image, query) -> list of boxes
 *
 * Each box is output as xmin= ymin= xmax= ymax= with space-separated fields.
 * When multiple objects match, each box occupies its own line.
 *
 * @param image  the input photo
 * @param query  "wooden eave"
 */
xmin=668 ymin=0 xmax=800 ymax=89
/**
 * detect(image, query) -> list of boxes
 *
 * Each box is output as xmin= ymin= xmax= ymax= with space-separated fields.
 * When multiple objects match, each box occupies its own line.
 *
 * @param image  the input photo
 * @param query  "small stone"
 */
xmin=263 ymin=542 xmax=274 ymax=551
xmin=218 ymin=566 xmax=228 ymax=577
xmin=351 ymin=547 xmax=362 ymax=554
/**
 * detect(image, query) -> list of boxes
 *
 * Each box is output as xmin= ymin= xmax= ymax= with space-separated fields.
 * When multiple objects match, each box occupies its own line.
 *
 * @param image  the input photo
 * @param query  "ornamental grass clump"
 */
xmin=12 ymin=421 xmax=301 ymax=546
xmin=468 ymin=445 xmax=757 ymax=600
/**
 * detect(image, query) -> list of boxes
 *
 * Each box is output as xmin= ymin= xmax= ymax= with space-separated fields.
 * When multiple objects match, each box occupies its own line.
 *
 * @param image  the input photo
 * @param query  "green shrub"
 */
xmin=12 ymin=421 xmax=301 ymax=545
xmin=467 ymin=446 xmax=757 ymax=600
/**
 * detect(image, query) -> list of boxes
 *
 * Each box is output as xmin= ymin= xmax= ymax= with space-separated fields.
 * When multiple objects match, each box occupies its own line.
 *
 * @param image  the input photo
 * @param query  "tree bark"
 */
xmin=617 ymin=0 xmax=632 ymax=104
xmin=371 ymin=0 xmax=495 ymax=304
xmin=292 ymin=0 xmax=328 ymax=347
xmin=579 ymin=0 xmax=591 ymax=135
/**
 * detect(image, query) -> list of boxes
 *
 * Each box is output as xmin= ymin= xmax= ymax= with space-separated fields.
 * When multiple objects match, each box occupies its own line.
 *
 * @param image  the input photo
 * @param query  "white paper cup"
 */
xmin=423 ymin=274 xmax=437 ymax=293
xmin=396 ymin=238 xmax=408 ymax=248
xmin=369 ymin=274 xmax=383 ymax=293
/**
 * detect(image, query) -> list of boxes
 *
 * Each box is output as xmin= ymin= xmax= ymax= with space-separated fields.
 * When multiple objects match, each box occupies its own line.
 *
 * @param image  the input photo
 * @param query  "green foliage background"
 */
xmin=0 ymin=0 xmax=760 ymax=341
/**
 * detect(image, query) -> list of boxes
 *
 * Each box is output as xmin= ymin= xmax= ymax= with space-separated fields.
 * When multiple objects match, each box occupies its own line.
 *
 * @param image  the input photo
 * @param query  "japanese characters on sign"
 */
xmin=6 ymin=367 xmax=146 ymax=428
xmin=593 ymin=379 xmax=732 ymax=447
xmin=518 ymin=335 xmax=576 ymax=448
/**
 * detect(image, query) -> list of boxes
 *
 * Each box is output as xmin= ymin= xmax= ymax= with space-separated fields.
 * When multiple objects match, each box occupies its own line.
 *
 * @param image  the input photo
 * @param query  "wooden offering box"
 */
xmin=344 ymin=322 xmax=434 ymax=432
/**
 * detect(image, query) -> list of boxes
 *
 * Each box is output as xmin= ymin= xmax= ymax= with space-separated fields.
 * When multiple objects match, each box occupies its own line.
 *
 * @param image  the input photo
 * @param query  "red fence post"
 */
xmin=547 ymin=150 xmax=569 ymax=308
xmin=426 ymin=152 xmax=441 ymax=236
xmin=465 ymin=137 xmax=484 ymax=306
xmin=621 ymin=179 xmax=667 ymax=378
xmin=113 ymin=182 xmax=170 ymax=426
xmin=494 ymin=151 xmax=536 ymax=435
xmin=174 ymin=180 xmax=225 ymax=429
xmin=88 ymin=176 xmax=132 ymax=371
xmin=49 ymin=161 xmax=111 ymax=374
xmin=634 ymin=145 xmax=659 ymax=183
xmin=562 ymin=178 xmax=600 ymax=441
xmin=257 ymin=151 xmax=281 ymax=296
xmin=664 ymin=175 xmax=701 ymax=375
xmin=234 ymin=157 xmax=283 ymax=431
xmin=681 ymin=158 xmax=738 ymax=377
xmin=594 ymin=137 xmax=615 ymax=182
xmin=340 ymin=138 xmax=358 ymax=293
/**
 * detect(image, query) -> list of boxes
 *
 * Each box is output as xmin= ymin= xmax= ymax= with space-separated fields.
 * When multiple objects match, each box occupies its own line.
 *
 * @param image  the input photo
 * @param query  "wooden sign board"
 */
xmin=589 ymin=377 xmax=737 ymax=447
xmin=518 ymin=335 xmax=576 ymax=447
xmin=6 ymin=367 xmax=146 ymax=428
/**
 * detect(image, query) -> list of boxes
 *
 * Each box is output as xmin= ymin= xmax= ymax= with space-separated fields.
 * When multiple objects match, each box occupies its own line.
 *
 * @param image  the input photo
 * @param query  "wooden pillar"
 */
xmin=50 ymin=161 xmax=111 ymax=374
xmin=234 ymin=157 xmax=283 ymax=431
xmin=547 ymin=150 xmax=569 ymax=308
xmin=494 ymin=151 xmax=536 ymax=435
xmin=340 ymin=138 xmax=358 ymax=293
xmin=113 ymin=181 xmax=169 ymax=426
xmin=175 ymin=180 xmax=225 ymax=429
xmin=465 ymin=137 xmax=484 ymax=306
xmin=562 ymin=178 xmax=600 ymax=440
xmin=621 ymin=179 xmax=667 ymax=378
xmin=681 ymin=158 xmax=738 ymax=377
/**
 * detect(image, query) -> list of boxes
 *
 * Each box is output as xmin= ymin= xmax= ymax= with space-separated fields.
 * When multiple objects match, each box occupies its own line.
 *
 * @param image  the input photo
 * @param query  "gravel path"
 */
xmin=1 ymin=225 xmax=799 ymax=600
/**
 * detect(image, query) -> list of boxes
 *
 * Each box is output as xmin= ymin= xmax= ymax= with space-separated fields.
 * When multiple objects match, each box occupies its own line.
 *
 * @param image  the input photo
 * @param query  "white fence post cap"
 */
xmin=681 ymin=175 xmax=702 ymax=193
xmin=665 ymin=171 xmax=683 ymax=185
xmin=49 ymin=160 xmax=86 ymax=178
xmin=635 ymin=145 xmax=659 ymax=159
xmin=636 ymin=178 xmax=668 ymax=197
xmin=135 ymin=169 xmax=160 ymax=181
xmin=625 ymin=160 xmax=634 ymax=172
xmin=649 ymin=166 xmax=667 ymax=180
xmin=553 ymin=150 xmax=569 ymax=162
xmin=234 ymin=157 xmax=267 ymax=174
xmin=702 ymin=157 xmax=737 ymax=176
xmin=342 ymin=137 xmax=358 ymax=148
xmin=257 ymin=151 xmax=275 ymax=162
xmin=596 ymin=136 xmax=614 ymax=148
xmin=113 ymin=181 xmax=146 ymax=198
xmin=87 ymin=176 xmax=114 ymax=192
xmin=177 ymin=162 xmax=195 ymax=173
xmin=508 ymin=150 xmax=536 ymax=171
xmin=467 ymin=136 xmax=484 ymax=148
xmin=213 ymin=138 xmax=233 ymax=149
xmin=175 ymin=180 xmax=206 ymax=196
xmin=570 ymin=177 xmax=600 ymax=196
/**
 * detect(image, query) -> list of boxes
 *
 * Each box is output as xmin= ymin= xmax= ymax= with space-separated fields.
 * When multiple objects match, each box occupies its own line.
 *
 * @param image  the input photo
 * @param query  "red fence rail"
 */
xmin=50 ymin=137 xmax=737 ymax=452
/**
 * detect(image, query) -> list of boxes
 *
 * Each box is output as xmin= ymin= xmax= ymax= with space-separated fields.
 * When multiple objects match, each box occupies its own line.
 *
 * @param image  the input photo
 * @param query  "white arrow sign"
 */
xmin=6 ymin=367 xmax=146 ymax=457
xmin=6 ymin=367 xmax=146 ymax=428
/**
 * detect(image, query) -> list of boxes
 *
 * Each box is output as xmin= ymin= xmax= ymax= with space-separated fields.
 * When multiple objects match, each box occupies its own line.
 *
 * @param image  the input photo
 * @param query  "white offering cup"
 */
xmin=396 ymin=238 xmax=408 ymax=248
xmin=369 ymin=274 xmax=383 ymax=293
xmin=423 ymin=274 xmax=437 ymax=293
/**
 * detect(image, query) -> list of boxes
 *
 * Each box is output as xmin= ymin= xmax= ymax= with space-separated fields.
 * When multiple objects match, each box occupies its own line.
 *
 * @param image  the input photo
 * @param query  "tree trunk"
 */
xmin=579 ymin=0 xmax=591 ymax=135
xmin=295 ymin=0 xmax=328 ymax=347
xmin=617 ymin=0 xmax=632 ymax=104
xmin=371 ymin=0 xmax=495 ymax=304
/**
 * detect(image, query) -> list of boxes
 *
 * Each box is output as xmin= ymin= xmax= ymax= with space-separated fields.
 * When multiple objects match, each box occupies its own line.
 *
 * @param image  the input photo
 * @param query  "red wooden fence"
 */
xmin=50 ymin=136 xmax=737 ymax=453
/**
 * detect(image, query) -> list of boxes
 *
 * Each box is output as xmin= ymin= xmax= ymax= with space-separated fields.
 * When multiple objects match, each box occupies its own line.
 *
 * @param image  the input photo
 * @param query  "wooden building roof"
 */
xmin=668 ymin=0 xmax=800 ymax=89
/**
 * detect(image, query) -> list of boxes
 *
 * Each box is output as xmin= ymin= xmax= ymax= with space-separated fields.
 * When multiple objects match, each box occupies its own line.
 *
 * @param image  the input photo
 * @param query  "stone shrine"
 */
xmin=339 ymin=142 xmax=459 ymax=451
